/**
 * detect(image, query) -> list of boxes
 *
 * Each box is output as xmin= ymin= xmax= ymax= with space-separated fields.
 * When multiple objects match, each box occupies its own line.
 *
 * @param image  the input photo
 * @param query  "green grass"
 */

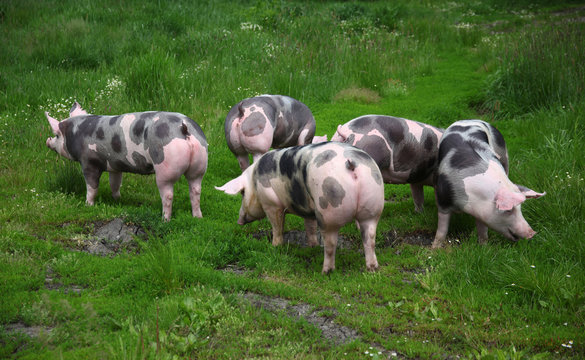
xmin=1 ymin=0 xmax=584 ymax=359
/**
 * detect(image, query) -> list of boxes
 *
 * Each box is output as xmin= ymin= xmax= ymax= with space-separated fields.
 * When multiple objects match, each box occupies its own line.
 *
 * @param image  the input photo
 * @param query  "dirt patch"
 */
xmin=45 ymin=266 xmax=83 ymax=294
xmin=4 ymin=322 xmax=53 ymax=338
xmin=251 ymin=230 xmax=353 ymax=249
xmin=242 ymin=292 xmax=358 ymax=345
xmin=67 ymin=218 xmax=145 ymax=256
xmin=382 ymin=230 xmax=434 ymax=248
xmin=242 ymin=292 xmax=403 ymax=357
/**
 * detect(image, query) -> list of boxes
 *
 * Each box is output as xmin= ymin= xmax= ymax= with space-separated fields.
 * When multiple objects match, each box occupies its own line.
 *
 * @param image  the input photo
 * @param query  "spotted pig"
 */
xmin=331 ymin=115 xmax=443 ymax=212
xmin=215 ymin=142 xmax=384 ymax=273
xmin=45 ymin=102 xmax=208 ymax=221
xmin=432 ymin=120 xmax=545 ymax=248
xmin=224 ymin=95 xmax=316 ymax=171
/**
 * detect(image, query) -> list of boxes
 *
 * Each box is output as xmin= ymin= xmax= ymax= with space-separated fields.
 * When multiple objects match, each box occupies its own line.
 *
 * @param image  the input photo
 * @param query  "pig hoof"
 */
xmin=366 ymin=263 xmax=379 ymax=272
xmin=322 ymin=267 xmax=334 ymax=275
xmin=431 ymin=240 xmax=443 ymax=249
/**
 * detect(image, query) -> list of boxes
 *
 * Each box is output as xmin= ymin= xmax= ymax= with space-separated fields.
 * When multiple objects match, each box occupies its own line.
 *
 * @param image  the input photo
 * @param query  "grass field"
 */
xmin=1 ymin=0 xmax=584 ymax=358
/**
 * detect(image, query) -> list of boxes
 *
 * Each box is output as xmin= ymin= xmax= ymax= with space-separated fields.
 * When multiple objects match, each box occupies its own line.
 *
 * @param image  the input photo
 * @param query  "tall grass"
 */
xmin=485 ymin=23 xmax=585 ymax=116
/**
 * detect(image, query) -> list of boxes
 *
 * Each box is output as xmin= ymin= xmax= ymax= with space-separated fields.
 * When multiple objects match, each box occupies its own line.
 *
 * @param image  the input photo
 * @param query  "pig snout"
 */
xmin=507 ymin=223 xmax=536 ymax=241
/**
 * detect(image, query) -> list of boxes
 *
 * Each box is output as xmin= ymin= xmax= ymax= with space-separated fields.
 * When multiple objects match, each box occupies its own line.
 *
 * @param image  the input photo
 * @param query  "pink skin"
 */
xmin=432 ymin=160 xmax=545 ymax=248
xmin=216 ymin=146 xmax=383 ymax=273
xmin=155 ymin=136 xmax=207 ymax=221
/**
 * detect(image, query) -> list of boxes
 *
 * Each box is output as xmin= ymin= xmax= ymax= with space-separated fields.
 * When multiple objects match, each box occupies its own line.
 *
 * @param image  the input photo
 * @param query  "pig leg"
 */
xmin=265 ymin=206 xmax=285 ymax=246
xmin=321 ymin=229 xmax=339 ymax=274
xmin=156 ymin=180 xmax=174 ymax=221
xmin=475 ymin=219 xmax=489 ymax=244
xmin=304 ymin=218 xmax=319 ymax=246
xmin=187 ymin=176 xmax=203 ymax=218
xmin=82 ymin=166 xmax=102 ymax=205
xmin=251 ymin=153 xmax=263 ymax=165
xmin=410 ymin=183 xmax=425 ymax=213
xmin=432 ymin=211 xmax=451 ymax=248
xmin=109 ymin=172 xmax=122 ymax=200
xmin=237 ymin=154 xmax=250 ymax=171
xmin=358 ymin=219 xmax=379 ymax=271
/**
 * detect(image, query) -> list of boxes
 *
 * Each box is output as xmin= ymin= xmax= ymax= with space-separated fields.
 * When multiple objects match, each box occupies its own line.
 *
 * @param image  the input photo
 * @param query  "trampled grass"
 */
xmin=1 ymin=0 xmax=584 ymax=359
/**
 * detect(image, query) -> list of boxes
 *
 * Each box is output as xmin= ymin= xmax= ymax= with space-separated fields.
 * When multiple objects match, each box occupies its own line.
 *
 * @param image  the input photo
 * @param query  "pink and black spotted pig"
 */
xmin=432 ymin=120 xmax=545 ymax=248
xmin=331 ymin=115 xmax=444 ymax=212
xmin=45 ymin=102 xmax=208 ymax=221
xmin=216 ymin=142 xmax=384 ymax=273
xmin=224 ymin=95 xmax=316 ymax=171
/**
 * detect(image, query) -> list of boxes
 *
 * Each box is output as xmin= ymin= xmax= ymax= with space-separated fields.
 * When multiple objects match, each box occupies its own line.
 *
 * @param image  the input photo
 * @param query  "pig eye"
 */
xmin=240 ymin=189 xmax=245 ymax=196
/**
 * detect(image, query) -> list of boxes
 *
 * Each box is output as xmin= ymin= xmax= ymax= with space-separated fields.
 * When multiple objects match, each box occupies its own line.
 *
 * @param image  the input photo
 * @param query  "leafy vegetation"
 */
xmin=1 ymin=0 xmax=583 ymax=359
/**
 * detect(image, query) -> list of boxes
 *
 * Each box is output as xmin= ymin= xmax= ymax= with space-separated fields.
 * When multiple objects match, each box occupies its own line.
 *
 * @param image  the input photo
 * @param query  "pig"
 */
xmin=215 ymin=142 xmax=385 ymax=273
xmin=45 ymin=102 xmax=208 ymax=221
xmin=224 ymin=95 xmax=316 ymax=171
xmin=331 ymin=115 xmax=444 ymax=212
xmin=432 ymin=120 xmax=545 ymax=248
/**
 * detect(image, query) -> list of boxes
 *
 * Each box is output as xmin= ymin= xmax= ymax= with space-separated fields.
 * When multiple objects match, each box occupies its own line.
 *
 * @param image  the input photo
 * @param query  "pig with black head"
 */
xmin=432 ymin=120 xmax=544 ymax=247
xmin=45 ymin=102 xmax=208 ymax=221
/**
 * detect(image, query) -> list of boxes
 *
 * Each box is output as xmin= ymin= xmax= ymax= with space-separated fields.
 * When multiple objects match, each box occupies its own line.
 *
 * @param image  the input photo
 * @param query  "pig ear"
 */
xmin=516 ymin=184 xmax=546 ymax=199
xmin=45 ymin=112 xmax=61 ymax=135
xmin=215 ymin=176 xmax=245 ymax=195
xmin=495 ymin=187 xmax=526 ymax=211
xmin=69 ymin=101 xmax=88 ymax=117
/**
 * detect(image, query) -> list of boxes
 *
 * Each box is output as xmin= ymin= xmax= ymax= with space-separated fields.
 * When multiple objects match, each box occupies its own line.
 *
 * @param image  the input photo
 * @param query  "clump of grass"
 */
xmin=43 ymin=160 xmax=86 ymax=196
xmin=333 ymin=87 xmax=381 ymax=104
xmin=485 ymin=23 xmax=585 ymax=116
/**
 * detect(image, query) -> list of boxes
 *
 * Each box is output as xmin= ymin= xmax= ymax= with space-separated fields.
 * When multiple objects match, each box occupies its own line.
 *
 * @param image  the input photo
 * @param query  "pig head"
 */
xmin=224 ymin=95 xmax=316 ymax=171
xmin=331 ymin=115 xmax=443 ymax=212
xmin=432 ymin=120 xmax=544 ymax=248
xmin=45 ymin=102 xmax=208 ymax=221
xmin=216 ymin=142 xmax=385 ymax=273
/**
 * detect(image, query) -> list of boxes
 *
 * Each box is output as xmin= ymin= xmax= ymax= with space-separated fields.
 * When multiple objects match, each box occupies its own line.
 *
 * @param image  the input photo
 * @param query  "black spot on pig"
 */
xmin=150 ymin=145 xmax=164 ymax=164
xmin=279 ymin=147 xmax=300 ymax=180
xmin=395 ymin=144 xmax=416 ymax=172
xmin=168 ymin=115 xmax=181 ymax=123
xmin=155 ymin=123 xmax=169 ymax=139
xmin=423 ymin=133 xmax=435 ymax=151
xmin=109 ymin=116 xmax=119 ymax=126
xmin=96 ymin=127 xmax=105 ymax=140
xmin=450 ymin=145 xmax=482 ymax=170
xmin=314 ymin=150 xmax=336 ymax=167
xmin=435 ymin=173 xmax=454 ymax=210
xmin=78 ymin=116 xmax=100 ymax=137
xmin=491 ymin=126 xmax=506 ymax=148
xmin=319 ymin=177 xmax=345 ymax=209
xmin=289 ymin=179 xmax=313 ymax=217
xmin=351 ymin=116 xmax=373 ymax=131
xmin=381 ymin=117 xmax=405 ymax=144
xmin=133 ymin=119 xmax=145 ymax=138
xmin=242 ymin=113 xmax=266 ymax=137
xmin=469 ymin=130 xmax=488 ymax=143
xmin=111 ymin=134 xmax=122 ymax=153
xmin=131 ymin=152 xmax=154 ymax=174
